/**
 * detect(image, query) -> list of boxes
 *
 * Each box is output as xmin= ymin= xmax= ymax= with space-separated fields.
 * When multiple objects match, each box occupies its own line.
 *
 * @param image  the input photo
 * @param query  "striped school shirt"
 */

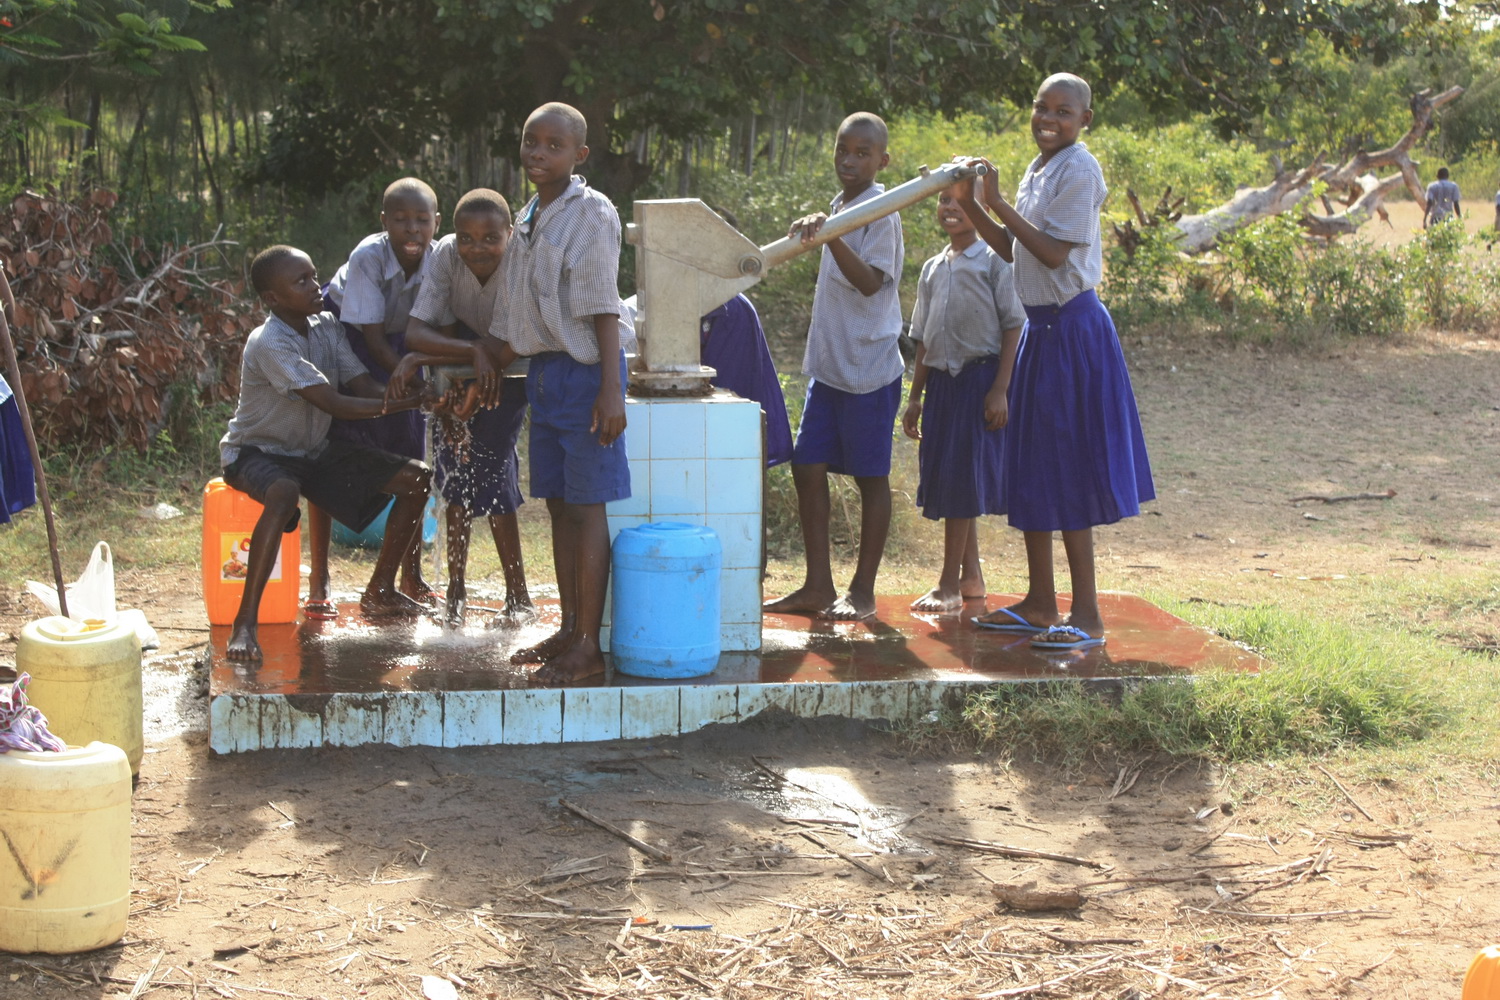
xmin=496 ymin=177 xmax=622 ymax=364
xmin=325 ymin=232 xmax=430 ymax=335
xmin=1012 ymin=142 xmax=1106 ymax=307
xmin=409 ymin=234 xmax=527 ymax=376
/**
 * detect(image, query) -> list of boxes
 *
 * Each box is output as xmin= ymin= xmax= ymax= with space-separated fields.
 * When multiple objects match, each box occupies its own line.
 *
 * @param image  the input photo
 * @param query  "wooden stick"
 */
xmin=1189 ymin=905 xmax=1392 ymax=920
xmin=799 ymin=830 xmax=893 ymax=883
xmin=928 ymin=834 xmax=1106 ymax=870
xmin=1315 ymin=765 xmax=1375 ymax=822
xmin=0 ymin=265 xmax=68 ymax=617
xmin=558 ymin=799 xmax=671 ymax=862
xmin=1288 ymin=490 xmax=1395 ymax=504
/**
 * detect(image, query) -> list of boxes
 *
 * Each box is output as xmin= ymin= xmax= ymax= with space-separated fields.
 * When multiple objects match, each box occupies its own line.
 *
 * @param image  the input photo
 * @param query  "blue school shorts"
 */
xmin=527 ymin=351 xmax=631 ymax=505
xmin=791 ymin=376 xmax=902 ymax=478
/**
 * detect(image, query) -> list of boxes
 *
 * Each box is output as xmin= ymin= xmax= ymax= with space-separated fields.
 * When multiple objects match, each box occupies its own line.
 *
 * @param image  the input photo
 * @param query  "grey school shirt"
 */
xmin=1426 ymin=178 xmax=1461 ymax=222
xmin=1012 ymin=142 xmax=1106 ymax=307
xmin=803 ymin=183 xmax=905 ymax=395
xmin=324 ymin=232 xmax=430 ymax=335
xmin=496 ymin=177 xmax=622 ymax=364
xmin=909 ymin=241 xmax=1027 ymax=375
xmin=409 ymin=234 xmax=527 ymax=376
xmin=219 ymin=311 xmax=367 ymax=466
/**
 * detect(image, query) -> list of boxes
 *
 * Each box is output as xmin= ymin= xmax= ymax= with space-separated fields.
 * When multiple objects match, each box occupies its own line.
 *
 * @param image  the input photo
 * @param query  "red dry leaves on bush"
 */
xmin=0 ymin=188 xmax=257 ymax=451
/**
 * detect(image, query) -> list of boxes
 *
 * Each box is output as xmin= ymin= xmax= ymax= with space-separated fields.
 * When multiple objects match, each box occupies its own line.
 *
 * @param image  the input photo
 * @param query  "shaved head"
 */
xmin=454 ymin=188 xmax=512 ymax=226
xmin=526 ymin=102 xmax=588 ymax=145
xmin=1038 ymin=73 xmax=1092 ymax=110
xmin=383 ymin=176 xmax=438 ymax=212
xmin=838 ymin=111 xmax=889 ymax=149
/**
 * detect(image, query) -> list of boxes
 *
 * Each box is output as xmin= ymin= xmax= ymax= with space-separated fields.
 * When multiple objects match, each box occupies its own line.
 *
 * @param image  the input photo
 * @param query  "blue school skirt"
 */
xmin=1005 ymin=290 xmax=1154 ymax=532
xmin=434 ymin=378 xmax=527 ymax=516
xmin=916 ymin=356 xmax=1007 ymax=520
xmin=0 ymin=394 xmax=37 ymax=524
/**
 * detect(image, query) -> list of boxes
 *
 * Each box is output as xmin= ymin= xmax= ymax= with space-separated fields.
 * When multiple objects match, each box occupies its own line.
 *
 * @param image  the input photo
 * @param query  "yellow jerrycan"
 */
xmin=17 ymin=617 xmax=143 ymax=776
xmin=0 ymin=741 xmax=131 ymax=953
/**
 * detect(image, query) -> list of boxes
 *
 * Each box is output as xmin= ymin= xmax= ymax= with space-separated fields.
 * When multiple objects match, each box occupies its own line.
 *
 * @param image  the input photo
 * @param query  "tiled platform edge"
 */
xmin=209 ymin=679 xmax=1027 ymax=753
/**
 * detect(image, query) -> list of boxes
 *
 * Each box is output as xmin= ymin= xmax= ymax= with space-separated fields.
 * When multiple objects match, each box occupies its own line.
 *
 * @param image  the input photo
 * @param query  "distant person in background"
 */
xmin=1423 ymin=167 xmax=1462 ymax=228
xmin=0 ymin=266 xmax=37 ymax=525
xmin=1492 ymin=185 xmax=1499 ymax=233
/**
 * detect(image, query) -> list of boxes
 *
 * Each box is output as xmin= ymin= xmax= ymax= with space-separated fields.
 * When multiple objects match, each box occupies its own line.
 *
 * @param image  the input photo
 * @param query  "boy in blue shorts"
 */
xmin=220 ymin=246 xmax=433 ymax=662
xmin=491 ymin=102 xmax=627 ymax=685
xmin=765 ymin=112 xmax=903 ymax=622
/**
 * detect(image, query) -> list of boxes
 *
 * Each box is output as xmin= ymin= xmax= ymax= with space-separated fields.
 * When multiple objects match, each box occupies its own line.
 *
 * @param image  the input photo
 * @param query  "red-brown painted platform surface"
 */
xmin=210 ymin=592 xmax=1260 ymax=697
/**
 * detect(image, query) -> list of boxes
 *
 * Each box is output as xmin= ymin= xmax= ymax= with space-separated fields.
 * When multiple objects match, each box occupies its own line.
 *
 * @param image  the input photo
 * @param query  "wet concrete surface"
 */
xmin=210 ymin=592 xmax=1260 ymax=697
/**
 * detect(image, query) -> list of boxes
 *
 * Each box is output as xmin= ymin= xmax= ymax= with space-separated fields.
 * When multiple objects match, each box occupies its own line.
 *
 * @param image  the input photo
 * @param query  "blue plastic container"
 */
xmin=611 ymin=522 xmax=722 ymax=678
xmin=331 ymin=496 xmax=439 ymax=549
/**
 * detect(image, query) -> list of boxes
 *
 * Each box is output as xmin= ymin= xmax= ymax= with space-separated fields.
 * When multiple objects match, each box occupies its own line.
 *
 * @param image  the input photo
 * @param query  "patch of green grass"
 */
xmin=948 ymin=600 xmax=1460 ymax=768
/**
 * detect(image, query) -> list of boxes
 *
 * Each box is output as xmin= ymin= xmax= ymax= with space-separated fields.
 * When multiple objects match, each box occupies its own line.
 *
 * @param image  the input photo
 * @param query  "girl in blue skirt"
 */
xmin=957 ymin=72 xmax=1154 ymax=650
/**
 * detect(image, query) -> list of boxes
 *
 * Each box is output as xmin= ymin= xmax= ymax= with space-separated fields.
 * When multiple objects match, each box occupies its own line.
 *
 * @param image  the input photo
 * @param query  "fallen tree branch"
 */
xmin=559 ymin=799 xmax=672 ymax=863
xmin=929 ymin=834 xmax=1106 ymax=870
xmin=1288 ymin=490 xmax=1396 ymax=504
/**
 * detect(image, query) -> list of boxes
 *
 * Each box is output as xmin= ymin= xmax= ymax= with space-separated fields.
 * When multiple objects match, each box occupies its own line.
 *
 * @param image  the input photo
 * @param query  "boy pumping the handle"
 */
xmin=764 ymin=112 xmax=904 ymax=622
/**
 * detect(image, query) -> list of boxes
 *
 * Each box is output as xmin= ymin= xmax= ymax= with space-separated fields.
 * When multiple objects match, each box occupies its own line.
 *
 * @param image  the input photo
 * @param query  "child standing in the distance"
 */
xmin=387 ymin=189 xmax=533 ymax=628
xmin=305 ymin=177 xmax=441 ymax=618
xmin=901 ymin=183 xmax=1026 ymax=613
xmin=220 ymin=246 xmax=433 ymax=662
xmin=764 ymin=112 xmax=904 ymax=622
xmin=958 ymin=72 xmax=1154 ymax=650
xmin=492 ymin=102 xmax=628 ymax=685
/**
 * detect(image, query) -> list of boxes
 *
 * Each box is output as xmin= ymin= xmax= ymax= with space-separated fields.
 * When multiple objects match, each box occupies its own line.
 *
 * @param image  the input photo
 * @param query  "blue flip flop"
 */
xmin=1030 ymin=625 xmax=1106 ymax=650
xmin=972 ymin=607 xmax=1048 ymax=634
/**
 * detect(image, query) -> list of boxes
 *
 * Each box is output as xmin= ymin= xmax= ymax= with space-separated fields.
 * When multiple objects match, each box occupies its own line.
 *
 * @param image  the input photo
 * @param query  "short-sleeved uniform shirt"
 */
xmin=496 ymin=177 xmax=622 ymax=364
xmin=1012 ymin=142 xmax=1106 ymax=307
xmin=219 ymin=312 xmax=367 ymax=466
xmin=1425 ymin=179 xmax=1461 ymax=222
xmin=409 ymin=234 xmax=527 ymax=376
xmin=324 ymin=232 xmax=430 ymax=335
xmin=803 ymin=183 xmax=905 ymax=395
xmin=909 ymin=241 xmax=1027 ymax=374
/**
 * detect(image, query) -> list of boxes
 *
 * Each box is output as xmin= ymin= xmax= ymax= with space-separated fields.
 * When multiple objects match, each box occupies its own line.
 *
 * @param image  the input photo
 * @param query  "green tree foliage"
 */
xmin=248 ymin=0 xmax=1447 ymax=198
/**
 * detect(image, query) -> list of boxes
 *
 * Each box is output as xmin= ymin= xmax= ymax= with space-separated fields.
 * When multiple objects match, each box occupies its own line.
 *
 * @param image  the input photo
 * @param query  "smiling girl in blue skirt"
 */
xmin=957 ymin=72 xmax=1154 ymax=651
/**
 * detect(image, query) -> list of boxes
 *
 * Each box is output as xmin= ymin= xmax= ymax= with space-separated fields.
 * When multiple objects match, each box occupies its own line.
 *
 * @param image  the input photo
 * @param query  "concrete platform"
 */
xmin=208 ymin=592 xmax=1261 ymax=753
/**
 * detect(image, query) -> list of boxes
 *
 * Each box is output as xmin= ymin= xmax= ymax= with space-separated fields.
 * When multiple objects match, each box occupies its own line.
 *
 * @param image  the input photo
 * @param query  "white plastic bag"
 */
xmin=26 ymin=541 xmax=159 ymax=650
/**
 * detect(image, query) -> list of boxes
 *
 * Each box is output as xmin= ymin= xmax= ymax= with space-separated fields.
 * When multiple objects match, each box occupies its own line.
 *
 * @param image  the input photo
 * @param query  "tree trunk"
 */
xmin=1169 ymin=86 xmax=1464 ymax=253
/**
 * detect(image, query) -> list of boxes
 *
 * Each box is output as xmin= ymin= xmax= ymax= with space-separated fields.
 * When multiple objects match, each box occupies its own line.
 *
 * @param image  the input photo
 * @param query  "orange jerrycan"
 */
xmin=202 ymin=478 xmax=301 ymax=625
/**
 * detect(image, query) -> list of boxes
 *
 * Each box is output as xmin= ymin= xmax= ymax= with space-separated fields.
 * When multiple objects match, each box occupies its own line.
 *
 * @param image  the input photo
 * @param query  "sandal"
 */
xmin=972 ymin=607 xmax=1047 ymax=634
xmin=1029 ymin=625 xmax=1105 ymax=650
xmin=304 ymin=600 xmax=338 ymax=621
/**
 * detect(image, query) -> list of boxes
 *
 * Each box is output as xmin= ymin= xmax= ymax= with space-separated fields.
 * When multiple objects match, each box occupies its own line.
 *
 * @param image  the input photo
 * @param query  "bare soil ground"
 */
xmin=3 ymin=329 xmax=1500 ymax=999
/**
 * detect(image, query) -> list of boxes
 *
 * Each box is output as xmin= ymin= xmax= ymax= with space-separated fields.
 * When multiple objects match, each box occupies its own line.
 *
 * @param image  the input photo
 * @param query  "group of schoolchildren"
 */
xmin=220 ymin=72 xmax=1156 ymax=685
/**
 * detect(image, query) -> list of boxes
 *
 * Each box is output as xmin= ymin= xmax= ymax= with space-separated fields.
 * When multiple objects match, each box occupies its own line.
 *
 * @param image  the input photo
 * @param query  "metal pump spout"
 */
xmin=625 ymin=160 xmax=984 ymax=396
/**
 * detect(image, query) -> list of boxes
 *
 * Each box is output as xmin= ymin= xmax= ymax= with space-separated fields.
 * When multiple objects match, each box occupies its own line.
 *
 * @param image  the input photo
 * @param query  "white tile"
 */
xmin=719 ymin=567 xmax=763 ymax=625
xmin=794 ymin=684 xmax=850 ymax=718
xmin=210 ymin=695 xmax=260 ymax=754
xmin=705 ymin=459 xmax=762 ymax=514
xmin=849 ymin=682 xmax=912 ymax=724
xmin=382 ymin=692 xmax=445 ymax=747
xmin=720 ymin=620 xmax=762 ymax=652
xmin=649 ymin=400 xmax=706 ymax=459
xmin=442 ymin=691 xmax=503 ymax=746
xmin=563 ymin=688 xmax=622 ymax=741
xmin=323 ymin=694 xmax=385 ymax=747
xmin=736 ymin=683 xmax=796 ymax=720
xmin=623 ymin=400 xmax=651 ymax=460
xmin=607 ymin=461 xmax=651 ymax=517
xmin=260 ymin=698 xmax=322 ymax=749
xmin=504 ymin=689 xmax=563 ymax=744
xmin=706 ymin=398 xmax=762 ymax=455
xmin=704 ymin=513 xmax=760 ymax=569
xmin=649 ymin=459 xmax=707 ymax=516
xmin=620 ymin=687 xmax=680 ymax=739
xmin=607 ymin=514 xmax=642 ymax=546
xmin=678 ymin=684 xmax=739 ymax=731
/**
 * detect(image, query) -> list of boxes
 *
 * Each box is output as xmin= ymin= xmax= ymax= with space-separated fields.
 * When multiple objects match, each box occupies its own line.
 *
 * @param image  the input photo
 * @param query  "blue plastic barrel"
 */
xmin=331 ymin=496 xmax=439 ymax=549
xmin=611 ymin=522 xmax=722 ymax=678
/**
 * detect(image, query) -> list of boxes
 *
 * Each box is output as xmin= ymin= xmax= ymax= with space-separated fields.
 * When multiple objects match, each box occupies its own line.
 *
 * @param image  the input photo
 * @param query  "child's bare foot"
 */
xmin=511 ymin=628 xmax=572 ymax=664
xmin=443 ymin=590 xmax=467 ymax=628
xmin=1059 ymin=613 xmax=1105 ymax=640
xmin=399 ymin=577 xmax=440 ymax=607
xmin=487 ymin=595 xmax=537 ymax=629
xmin=910 ymin=586 xmax=966 ymax=613
xmin=533 ymin=644 xmax=607 ymax=685
xmin=303 ymin=599 xmax=338 ymax=621
xmin=360 ymin=586 xmax=426 ymax=618
xmin=959 ymin=573 xmax=986 ymax=601
xmin=226 ymin=622 xmax=262 ymax=662
xmin=764 ymin=586 xmax=839 ymax=615
xmin=819 ymin=591 xmax=876 ymax=621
